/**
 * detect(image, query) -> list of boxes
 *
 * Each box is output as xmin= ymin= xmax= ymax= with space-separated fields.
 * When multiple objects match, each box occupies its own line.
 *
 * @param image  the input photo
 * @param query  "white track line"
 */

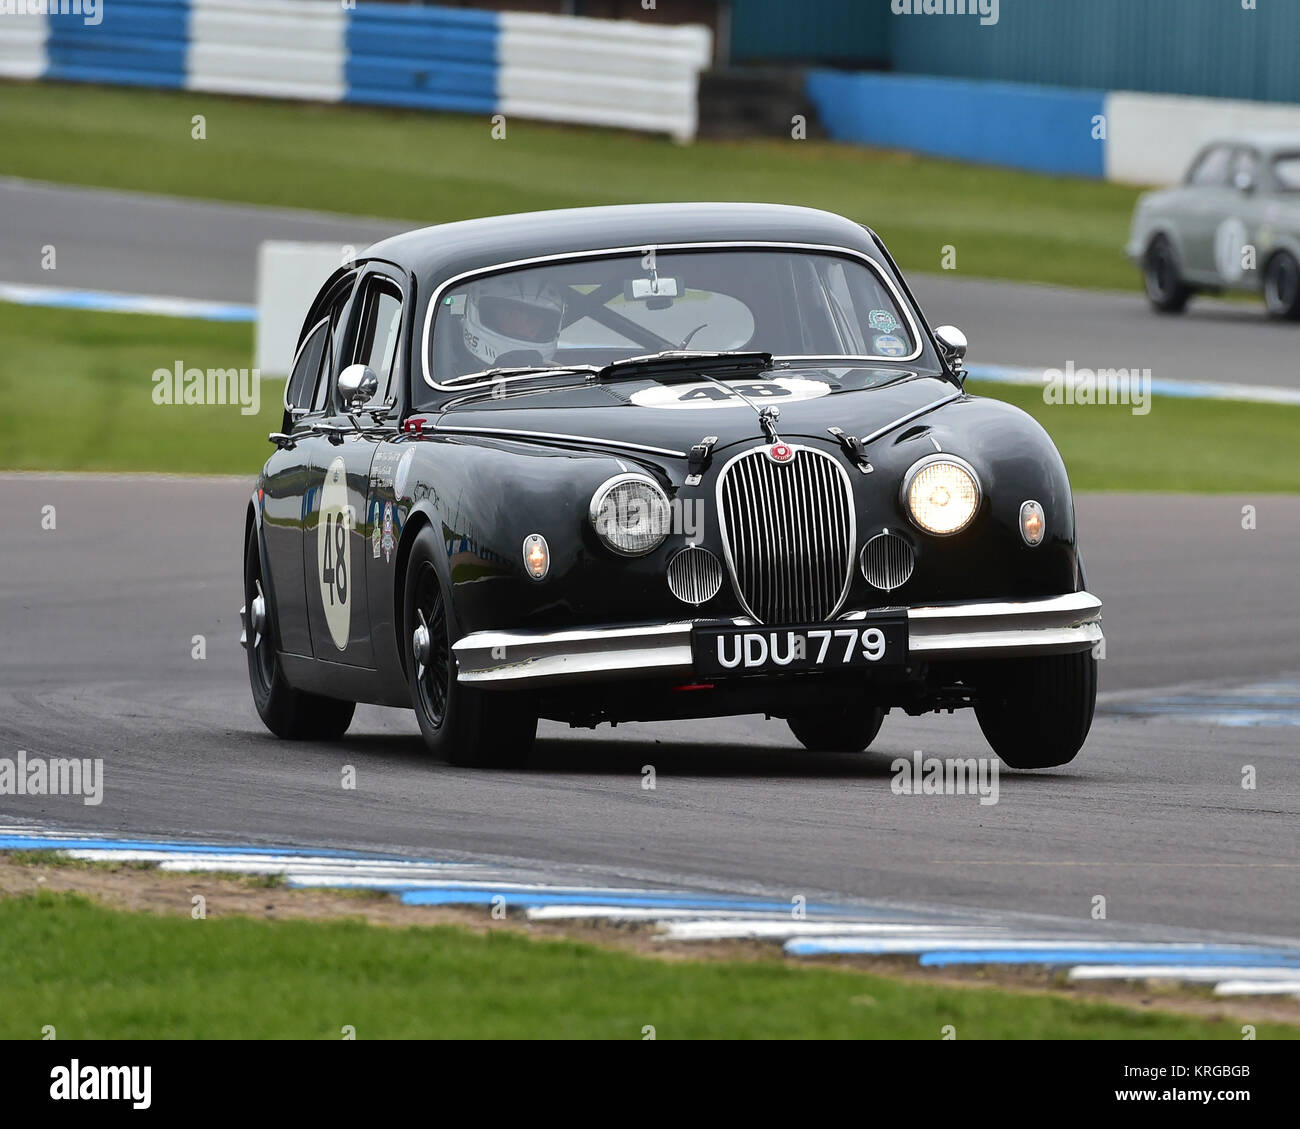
xmin=1069 ymin=965 xmax=1300 ymax=983
xmin=659 ymin=920 xmax=1017 ymax=942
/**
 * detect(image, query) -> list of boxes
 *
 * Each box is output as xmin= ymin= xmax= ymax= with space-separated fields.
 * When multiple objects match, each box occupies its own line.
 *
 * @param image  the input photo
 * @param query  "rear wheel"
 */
xmin=787 ymin=706 xmax=885 ymax=752
xmin=243 ymin=534 xmax=354 ymax=740
xmin=1143 ymin=237 xmax=1193 ymax=314
xmin=403 ymin=526 xmax=537 ymax=767
xmin=974 ymin=651 xmax=1096 ymax=769
xmin=1264 ymin=251 xmax=1300 ymax=320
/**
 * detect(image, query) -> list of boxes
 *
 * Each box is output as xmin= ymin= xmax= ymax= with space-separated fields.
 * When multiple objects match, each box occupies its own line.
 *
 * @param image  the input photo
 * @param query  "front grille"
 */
xmin=860 ymin=531 xmax=915 ymax=591
xmin=717 ymin=445 xmax=855 ymax=624
xmin=667 ymin=546 xmax=723 ymax=606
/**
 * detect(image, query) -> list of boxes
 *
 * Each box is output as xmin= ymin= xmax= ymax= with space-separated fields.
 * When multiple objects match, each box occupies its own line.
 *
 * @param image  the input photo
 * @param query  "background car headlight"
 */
xmin=589 ymin=473 xmax=671 ymax=555
xmin=903 ymin=456 xmax=981 ymax=536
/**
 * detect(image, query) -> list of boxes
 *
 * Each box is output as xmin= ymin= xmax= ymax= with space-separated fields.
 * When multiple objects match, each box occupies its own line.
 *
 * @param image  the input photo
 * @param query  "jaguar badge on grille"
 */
xmin=767 ymin=442 xmax=794 ymax=464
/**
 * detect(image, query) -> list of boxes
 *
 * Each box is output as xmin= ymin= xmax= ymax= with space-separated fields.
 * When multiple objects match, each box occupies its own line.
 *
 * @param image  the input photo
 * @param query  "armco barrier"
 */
xmin=0 ymin=1 xmax=712 ymax=142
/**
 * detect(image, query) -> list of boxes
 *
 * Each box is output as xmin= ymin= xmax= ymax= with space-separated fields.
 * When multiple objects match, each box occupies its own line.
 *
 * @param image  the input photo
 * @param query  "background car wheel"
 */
xmin=1143 ymin=237 xmax=1193 ymax=314
xmin=244 ymin=534 xmax=355 ymax=740
xmin=787 ymin=706 xmax=885 ymax=752
xmin=1263 ymin=252 xmax=1300 ymax=320
xmin=402 ymin=526 xmax=537 ymax=768
xmin=974 ymin=651 xmax=1096 ymax=769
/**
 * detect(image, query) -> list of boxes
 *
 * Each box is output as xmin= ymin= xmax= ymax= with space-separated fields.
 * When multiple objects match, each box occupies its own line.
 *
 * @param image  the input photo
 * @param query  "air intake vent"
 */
xmin=860 ymin=531 xmax=915 ymax=592
xmin=667 ymin=546 xmax=723 ymax=606
xmin=717 ymin=445 xmax=855 ymax=625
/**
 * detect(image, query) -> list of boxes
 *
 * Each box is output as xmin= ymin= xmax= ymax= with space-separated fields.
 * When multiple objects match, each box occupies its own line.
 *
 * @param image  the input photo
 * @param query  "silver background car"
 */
xmin=1128 ymin=132 xmax=1300 ymax=318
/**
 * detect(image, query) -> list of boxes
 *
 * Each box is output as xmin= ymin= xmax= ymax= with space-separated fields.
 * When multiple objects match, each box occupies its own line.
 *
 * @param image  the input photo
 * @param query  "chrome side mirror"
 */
xmin=1233 ymin=170 xmax=1256 ymax=194
xmin=934 ymin=325 xmax=968 ymax=373
xmin=337 ymin=364 xmax=378 ymax=411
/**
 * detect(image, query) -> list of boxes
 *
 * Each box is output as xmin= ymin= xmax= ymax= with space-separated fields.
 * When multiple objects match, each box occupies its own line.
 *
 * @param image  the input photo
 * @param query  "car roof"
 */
xmin=1202 ymin=133 xmax=1300 ymax=156
xmin=362 ymin=202 xmax=884 ymax=282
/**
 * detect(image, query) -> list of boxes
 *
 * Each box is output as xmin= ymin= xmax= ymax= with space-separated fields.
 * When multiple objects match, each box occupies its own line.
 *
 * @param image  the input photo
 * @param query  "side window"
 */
xmin=287 ymin=272 xmax=356 ymax=417
xmin=352 ymin=278 xmax=404 ymax=406
xmin=286 ymin=319 xmax=329 ymax=413
xmin=1231 ymin=148 xmax=1260 ymax=189
xmin=1188 ymin=146 xmax=1232 ymax=187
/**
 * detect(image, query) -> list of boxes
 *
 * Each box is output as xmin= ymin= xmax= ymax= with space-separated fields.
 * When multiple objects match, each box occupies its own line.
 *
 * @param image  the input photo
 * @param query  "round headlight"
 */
xmin=589 ymin=473 xmax=671 ymax=556
xmin=903 ymin=455 xmax=981 ymax=536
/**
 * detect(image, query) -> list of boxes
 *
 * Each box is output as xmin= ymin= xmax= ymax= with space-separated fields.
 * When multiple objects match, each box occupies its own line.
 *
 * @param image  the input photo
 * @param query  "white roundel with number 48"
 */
xmin=317 ymin=456 xmax=353 ymax=651
xmin=629 ymin=377 xmax=831 ymax=409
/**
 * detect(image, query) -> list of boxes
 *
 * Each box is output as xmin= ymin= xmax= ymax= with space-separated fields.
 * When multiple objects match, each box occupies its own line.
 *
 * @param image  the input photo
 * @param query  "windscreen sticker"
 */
xmin=872 ymin=333 xmax=909 ymax=357
xmin=317 ymin=456 xmax=353 ymax=651
xmin=628 ymin=377 xmax=831 ymax=410
xmin=868 ymin=309 xmax=901 ymax=333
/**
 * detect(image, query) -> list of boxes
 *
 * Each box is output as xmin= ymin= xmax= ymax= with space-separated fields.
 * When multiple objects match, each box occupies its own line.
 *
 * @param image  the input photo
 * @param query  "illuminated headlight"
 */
xmin=589 ymin=473 xmax=671 ymax=556
xmin=902 ymin=455 xmax=981 ymax=536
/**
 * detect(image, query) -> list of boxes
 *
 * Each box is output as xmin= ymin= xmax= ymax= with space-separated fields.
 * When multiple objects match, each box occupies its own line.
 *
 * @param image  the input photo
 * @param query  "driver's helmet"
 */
xmin=462 ymin=275 xmax=565 ymax=366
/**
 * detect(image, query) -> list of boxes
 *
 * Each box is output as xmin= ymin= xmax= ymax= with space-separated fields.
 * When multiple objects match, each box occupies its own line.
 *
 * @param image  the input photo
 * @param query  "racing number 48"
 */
xmin=322 ymin=511 xmax=349 ymax=606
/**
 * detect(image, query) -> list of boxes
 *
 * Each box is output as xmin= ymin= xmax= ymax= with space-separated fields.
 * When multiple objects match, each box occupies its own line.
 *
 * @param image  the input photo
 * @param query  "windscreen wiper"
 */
xmin=441 ymin=363 xmax=601 ymax=388
xmin=598 ymin=350 xmax=775 ymax=383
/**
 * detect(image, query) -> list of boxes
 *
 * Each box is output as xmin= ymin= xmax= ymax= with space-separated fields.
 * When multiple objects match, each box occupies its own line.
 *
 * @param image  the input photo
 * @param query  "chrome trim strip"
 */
xmin=454 ymin=593 xmax=1103 ymax=687
xmin=858 ymin=393 xmax=962 ymax=447
xmin=420 ymin=240 xmax=926 ymax=391
xmin=432 ymin=424 xmax=687 ymax=459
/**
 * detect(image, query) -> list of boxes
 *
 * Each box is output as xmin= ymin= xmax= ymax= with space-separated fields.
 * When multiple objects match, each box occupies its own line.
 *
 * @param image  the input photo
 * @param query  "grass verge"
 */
xmin=3 ymin=888 xmax=1294 ymax=1040
xmin=3 ymin=301 xmax=1297 ymax=490
xmin=0 ymin=80 xmax=1143 ymax=291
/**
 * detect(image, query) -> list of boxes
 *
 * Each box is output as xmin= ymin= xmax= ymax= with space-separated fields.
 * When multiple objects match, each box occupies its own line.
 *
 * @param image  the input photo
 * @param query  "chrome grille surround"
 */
xmin=666 ymin=546 xmax=724 ymax=606
xmin=715 ymin=444 xmax=856 ymax=625
xmin=859 ymin=530 xmax=916 ymax=592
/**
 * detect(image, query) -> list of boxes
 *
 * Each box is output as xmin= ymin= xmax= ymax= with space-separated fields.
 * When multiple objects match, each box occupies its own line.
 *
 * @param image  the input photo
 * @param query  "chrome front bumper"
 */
xmin=453 ymin=592 xmax=1103 ymax=689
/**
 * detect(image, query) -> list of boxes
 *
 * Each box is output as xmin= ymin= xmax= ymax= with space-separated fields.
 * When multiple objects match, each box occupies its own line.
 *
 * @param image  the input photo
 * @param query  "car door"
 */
xmin=1180 ymin=144 xmax=1236 ymax=281
xmin=261 ymin=268 xmax=357 ymax=657
xmin=303 ymin=262 xmax=408 ymax=669
xmin=1214 ymin=147 xmax=1266 ymax=290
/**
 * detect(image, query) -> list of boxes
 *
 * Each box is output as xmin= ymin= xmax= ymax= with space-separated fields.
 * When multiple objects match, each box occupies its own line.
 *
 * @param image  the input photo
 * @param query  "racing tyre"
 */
xmin=403 ymin=526 xmax=537 ymax=768
xmin=974 ymin=651 xmax=1096 ymax=769
xmin=787 ymin=706 xmax=885 ymax=752
xmin=1143 ymin=237 xmax=1192 ymax=314
xmin=244 ymin=535 xmax=355 ymax=740
xmin=1264 ymin=252 xmax=1300 ymax=320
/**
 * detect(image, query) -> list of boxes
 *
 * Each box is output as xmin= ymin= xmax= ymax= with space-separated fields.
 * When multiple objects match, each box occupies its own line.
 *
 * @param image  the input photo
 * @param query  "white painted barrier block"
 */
xmin=255 ymin=241 xmax=351 ymax=376
xmin=499 ymin=12 xmax=712 ymax=142
xmin=1107 ymin=90 xmax=1300 ymax=186
xmin=0 ymin=9 xmax=48 ymax=80
xmin=187 ymin=0 xmax=346 ymax=103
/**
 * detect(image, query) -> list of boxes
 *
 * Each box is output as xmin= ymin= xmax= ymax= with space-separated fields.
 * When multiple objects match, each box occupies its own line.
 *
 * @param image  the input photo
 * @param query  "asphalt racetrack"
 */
xmin=4 ymin=176 xmax=1299 ymax=390
xmin=2 ymin=476 xmax=1297 ymax=941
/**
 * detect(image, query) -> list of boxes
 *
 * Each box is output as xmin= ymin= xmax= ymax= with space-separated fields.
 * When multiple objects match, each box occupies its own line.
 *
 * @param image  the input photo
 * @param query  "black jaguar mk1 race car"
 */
xmin=241 ymin=202 xmax=1103 ymax=769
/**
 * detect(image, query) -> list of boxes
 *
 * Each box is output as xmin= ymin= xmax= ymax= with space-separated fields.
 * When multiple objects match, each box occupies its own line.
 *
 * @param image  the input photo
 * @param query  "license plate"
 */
xmin=692 ymin=617 xmax=908 ymax=677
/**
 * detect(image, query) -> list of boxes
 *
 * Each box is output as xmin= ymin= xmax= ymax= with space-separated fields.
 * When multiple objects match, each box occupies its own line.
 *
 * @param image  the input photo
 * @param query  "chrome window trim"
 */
xmin=900 ymin=453 xmax=982 ymax=538
xmin=714 ymin=442 xmax=857 ymax=624
xmin=283 ymin=316 xmax=332 ymax=413
xmin=420 ymin=241 xmax=927 ymax=392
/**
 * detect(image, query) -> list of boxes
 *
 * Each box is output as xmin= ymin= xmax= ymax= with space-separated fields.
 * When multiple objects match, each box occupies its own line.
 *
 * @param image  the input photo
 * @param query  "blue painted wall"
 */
xmin=807 ymin=70 xmax=1105 ymax=178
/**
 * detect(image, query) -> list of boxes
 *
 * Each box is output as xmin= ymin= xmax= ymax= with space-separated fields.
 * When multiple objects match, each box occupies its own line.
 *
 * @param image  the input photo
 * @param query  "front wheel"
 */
xmin=787 ymin=706 xmax=885 ymax=752
xmin=1264 ymin=252 xmax=1300 ymax=320
xmin=244 ymin=534 xmax=354 ymax=740
xmin=1143 ymin=237 xmax=1192 ymax=314
xmin=974 ymin=651 xmax=1096 ymax=769
xmin=402 ymin=526 xmax=537 ymax=767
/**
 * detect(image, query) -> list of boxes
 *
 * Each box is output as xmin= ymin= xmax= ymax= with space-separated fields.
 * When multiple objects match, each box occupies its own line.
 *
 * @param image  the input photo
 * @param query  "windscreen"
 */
xmin=429 ymin=248 xmax=919 ymax=386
